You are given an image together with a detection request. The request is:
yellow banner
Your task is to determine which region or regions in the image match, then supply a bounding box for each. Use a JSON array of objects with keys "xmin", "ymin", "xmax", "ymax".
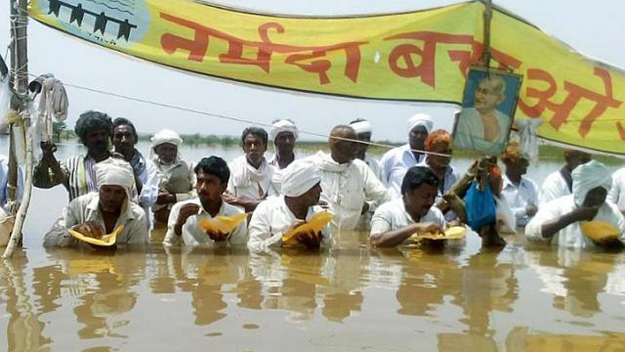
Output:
[{"xmin": 29, "ymin": 0, "xmax": 625, "ymax": 155}]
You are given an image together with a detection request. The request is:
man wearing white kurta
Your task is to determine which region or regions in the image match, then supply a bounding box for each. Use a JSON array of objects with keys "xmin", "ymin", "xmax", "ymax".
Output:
[
  {"xmin": 526, "ymin": 160, "xmax": 625, "ymax": 249},
  {"xmin": 370, "ymin": 166, "xmax": 446, "ymax": 247},
  {"xmin": 608, "ymin": 167, "xmax": 625, "ymax": 215},
  {"xmin": 380, "ymin": 113, "xmax": 433, "ymax": 198},
  {"xmin": 268, "ymin": 119, "xmax": 298, "ymax": 194},
  {"xmin": 164, "ymin": 156, "xmax": 247, "ymax": 246},
  {"xmin": 225, "ymin": 127, "xmax": 277, "ymax": 212},
  {"xmin": 314, "ymin": 126, "xmax": 392, "ymax": 232},
  {"xmin": 248, "ymin": 159, "xmax": 332, "ymax": 252},
  {"xmin": 538, "ymin": 149, "xmax": 591, "ymax": 207},
  {"xmin": 500, "ymin": 142, "xmax": 538, "ymax": 228},
  {"xmin": 43, "ymin": 159, "xmax": 148, "ymax": 247}
]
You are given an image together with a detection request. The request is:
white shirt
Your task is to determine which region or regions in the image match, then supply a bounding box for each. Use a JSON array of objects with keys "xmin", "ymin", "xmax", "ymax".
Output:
[
  {"xmin": 608, "ymin": 167, "xmax": 625, "ymax": 212},
  {"xmin": 539, "ymin": 170, "xmax": 571, "ymax": 207},
  {"xmin": 314, "ymin": 152, "xmax": 392, "ymax": 231},
  {"xmin": 138, "ymin": 159, "xmax": 160, "ymax": 227},
  {"xmin": 364, "ymin": 155, "xmax": 385, "ymax": 185},
  {"xmin": 247, "ymin": 196, "xmax": 332, "ymax": 252},
  {"xmin": 370, "ymin": 198, "xmax": 446, "ymax": 236},
  {"xmin": 380, "ymin": 144, "xmax": 426, "ymax": 198},
  {"xmin": 43, "ymin": 192, "xmax": 148, "ymax": 247},
  {"xmin": 163, "ymin": 198, "xmax": 248, "ymax": 246},
  {"xmin": 227, "ymin": 156, "xmax": 277, "ymax": 202},
  {"xmin": 525, "ymin": 195, "xmax": 625, "ymax": 249},
  {"xmin": 501, "ymin": 174, "xmax": 539, "ymax": 227}
]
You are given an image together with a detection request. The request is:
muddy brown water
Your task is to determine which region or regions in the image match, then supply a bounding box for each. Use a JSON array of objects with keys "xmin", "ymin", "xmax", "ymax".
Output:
[{"xmin": 1, "ymin": 141, "xmax": 624, "ymax": 351}]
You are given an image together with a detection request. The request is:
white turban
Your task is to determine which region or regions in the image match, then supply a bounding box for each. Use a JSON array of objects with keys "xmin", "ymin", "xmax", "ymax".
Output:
[
  {"xmin": 407, "ymin": 113, "xmax": 434, "ymax": 134},
  {"xmin": 349, "ymin": 120, "xmax": 372, "ymax": 134},
  {"xmin": 281, "ymin": 158, "xmax": 321, "ymax": 197},
  {"xmin": 270, "ymin": 119, "xmax": 298, "ymax": 141},
  {"xmin": 572, "ymin": 160, "xmax": 612, "ymax": 206},
  {"xmin": 150, "ymin": 129, "xmax": 182, "ymax": 148},
  {"xmin": 94, "ymin": 158, "xmax": 135, "ymax": 211}
]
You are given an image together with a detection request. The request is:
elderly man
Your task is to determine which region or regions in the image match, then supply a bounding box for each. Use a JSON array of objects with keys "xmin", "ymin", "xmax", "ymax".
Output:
[
  {"xmin": 112, "ymin": 117, "xmax": 159, "ymax": 225},
  {"xmin": 370, "ymin": 166, "xmax": 446, "ymax": 247},
  {"xmin": 454, "ymin": 75, "xmax": 511, "ymax": 155},
  {"xmin": 380, "ymin": 113, "xmax": 433, "ymax": 198},
  {"xmin": 608, "ymin": 167, "xmax": 625, "ymax": 216},
  {"xmin": 224, "ymin": 127, "xmax": 277, "ymax": 212},
  {"xmin": 500, "ymin": 142, "xmax": 538, "ymax": 228},
  {"xmin": 164, "ymin": 156, "xmax": 247, "ymax": 246},
  {"xmin": 349, "ymin": 118, "xmax": 384, "ymax": 183},
  {"xmin": 539, "ymin": 149, "xmax": 591, "ymax": 207},
  {"xmin": 526, "ymin": 160, "xmax": 625, "ymax": 248},
  {"xmin": 314, "ymin": 125, "xmax": 391, "ymax": 232},
  {"xmin": 150, "ymin": 129, "xmax": 195, "ymax": 224},
  {"xmin": 43, "ymin": 159, "xmax": 148, "ymax": 247},
  {"xmin": 248, "ymin": 158, "xmax": 332, "ymax": 252},
  {"xmin": 269, "ymin": 119, "xmax": 298, "ymax": 170},
  {"xmin": 34, "ymin": 111, "xmax": 115, "ymax": 201}
]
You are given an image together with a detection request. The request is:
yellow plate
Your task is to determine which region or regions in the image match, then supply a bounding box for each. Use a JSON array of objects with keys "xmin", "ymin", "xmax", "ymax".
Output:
[
  {"xmin": 198, "ymin": 213, "xmax": 247, "ymax": 234},
  {"xmin": 68, "ymin": 225, "xmax": 124, "ymax": 247},
  {"xmin": 581, "ymin": 220, "xmax": 621, "ymax": 244},
  {"xmin": 406, "ymin": 226, "xmax": 466, "ymax": 243},
  {"xmin": 282, "ymin": 212, "xmax": 333, "ymax": 246}
]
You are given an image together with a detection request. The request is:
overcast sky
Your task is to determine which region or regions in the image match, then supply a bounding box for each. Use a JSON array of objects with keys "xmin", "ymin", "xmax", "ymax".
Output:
[{"xmin": 1, "ymin": 0, "xmax": 623, "ymax": 142}]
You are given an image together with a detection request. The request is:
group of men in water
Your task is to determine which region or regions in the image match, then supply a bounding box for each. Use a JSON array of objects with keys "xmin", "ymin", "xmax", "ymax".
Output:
[{"xmin": 21, "ymin": 109, "xmax": 625, "ymax": 251}]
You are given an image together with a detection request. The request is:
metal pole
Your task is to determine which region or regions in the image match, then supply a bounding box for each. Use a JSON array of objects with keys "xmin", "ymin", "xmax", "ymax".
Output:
[{"xmin": 482, "ymin": 0, "xmax": 493, "ymax": 68}]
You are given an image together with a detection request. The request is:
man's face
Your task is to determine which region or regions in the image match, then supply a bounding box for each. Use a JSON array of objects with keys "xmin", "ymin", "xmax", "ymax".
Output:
[
  {"xmin": 504, "ymin": 157, "xmax": 529, "ymax": 176},
  {"xmin": 243, "ymin": 134, "xmax": 267, "ymax": 166},
  {"xmin": 565, "ymin": 151, "xmax": 591, "ymax": 171},
  {"xmin": 274, "ymin": 131, "xmax": 295, "ymax": 155},
  {"xmin": 409, "ymin": 125, "xmax": 428, "ymax": 151},
  {"xmin": 99, "ymin": 185, "xmax": 126, "ymax": 213},
  {"xmin": 154, "ymin": 143, "xmax": 178, "ymax": 164},
  {"xmin": 474, "ymin": 78, "xmax": 504, "ymax": 113},
  {"xmin": 299, "ymin": 182, "xmax": 322, "ymax": 207},
  {"xmin": 84, "ymin": 129, "xmax": 110, "ymax": 155},
  {"xmin": 112, "ymin": 125, "xmax": 136, "ymax": 156},
  {"xmin": 196, "ymin": 170, "xmax": 225, "ymax": 205},
  {"xmin": 404, "ymin": 183, "xmax": 438, "ymax": 218},
  {"xmin": 583, "ymin": 187, "xmax": 607, "ymax": 208},
  {"xmin": 427, "ymin": 142, "xmax": 452, "ymax": 169},
  {"xmin": 331, "ymin": 136, "xmax": 358, "ymax": 164},
  {"xmin": 354, "ymin": 132, "xmax": 371, "ymax": 160}
]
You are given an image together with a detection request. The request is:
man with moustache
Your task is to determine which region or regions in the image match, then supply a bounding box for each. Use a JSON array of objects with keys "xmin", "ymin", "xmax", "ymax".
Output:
[
  {"xmin": 34, "ymin": 111, "xmax": 116, "ymax": 201},
  {"xmin": 163, "ymin": 156, "xmax": 247, "ymax": 246}
]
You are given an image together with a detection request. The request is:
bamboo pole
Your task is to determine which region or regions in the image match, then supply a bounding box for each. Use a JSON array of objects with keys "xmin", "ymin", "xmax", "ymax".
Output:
[
  {"xmin": 482, "ymin": 0, "xmax": 493, "ymax": 68},
  {"xmin": 4, "ymin": 0, "xmax": 32, "ymax": 258}
]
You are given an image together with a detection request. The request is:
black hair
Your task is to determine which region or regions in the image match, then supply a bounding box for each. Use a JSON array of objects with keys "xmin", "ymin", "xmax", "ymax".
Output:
[
  {"xmin": 241, "ymin": 127, "xmax": 268, "ymax": 146},
  {"xmin": 348, "ymin": 118, "xmax": 367, "ymax": 124},
  {"xmin": 74, "ymin": 111, "xmax": 113, "ymax": 144},
  {"xmin": 400, "ymin": 166, "xmax": 440, "ymax": 196},
  {"xmin": 112, "ymin": 117, "xmax": 138, "ymax": 141},
  {"xmin": 194, "ymin": 156, "xmax": 230, "ymax": 185}
]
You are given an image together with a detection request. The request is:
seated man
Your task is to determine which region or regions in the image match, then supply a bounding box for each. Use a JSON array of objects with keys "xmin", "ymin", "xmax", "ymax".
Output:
[
  {"xmin": 539, "ymin": 149, "xmax": 590, "ymax": 207},
  {"xmin": 163, "ymin": 156, "xmax": 247, "ymax": 246},
  {"xmin": 526, "ymin": 160, "xmax": 625, "ymax": 248},
  {"xmin": 248, "ymin": 159, "xmax": 332, "ymax": 252},
  {"xmin": 224, "ymin": 127, "xmax": 277, "ymax": 212},
  {"xmin": 370, "ymin": 166, "xmax": 446, "ymax": 247},
  {"xmin": 500, "ymin": 142, "xmax": 538, "ymax": 228},
  {"xmin": 43, "ymin": 160, "xmax": 148, "ymax": 247}
]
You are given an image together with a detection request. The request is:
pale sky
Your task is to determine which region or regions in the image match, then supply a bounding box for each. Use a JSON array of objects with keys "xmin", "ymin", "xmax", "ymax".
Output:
[{"xmin": 1, "ymin": 0, "xmax": 624, "ymax": 142}]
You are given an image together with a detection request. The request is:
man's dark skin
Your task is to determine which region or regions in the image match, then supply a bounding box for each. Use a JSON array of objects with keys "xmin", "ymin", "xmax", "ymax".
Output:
[
  {"xmin": 35, "ymin": 129, "xmax": 111, "ymax": 189},
  {"xmin": 409, "ymin": 125, "xmax": 429, "ymax": 161},
  {"xmin": 174, "ymin": 170, "xmax": 229, "ymax": 242},
  {"xmin": 564, "ymin": 150, "xmax": 591, "ymax": 174},
  {"xmin": 540, "ymin": 187, "xmax": 607, "ymax": 239},
  {"xmin": 503, "ymin": 155, "xmax": 537, "ymax": 217},
  {"xmin": 74, "ymin": 184, "xmax": 125, "ymax": 238},
  {"xmin": 354, "ymin": 131, "xmax": 371, "ymax": 161},
  {"xmin": 370, "ymin": 182, "xmax": 443, "ymax": 247},
  {"xmin": 112, "ymin": 124, "xmax": 143, "ymax": 193},
  {"xmin": 283, "ymin": 182, "xmax": 324, "ymax": 249},
  {"xmin": 222, "ymin": 133, "xmax": 268, "ymax": 212},
  {"xmin": 274, "ymin": 131, "xmax": 296, "ymax": 169}
]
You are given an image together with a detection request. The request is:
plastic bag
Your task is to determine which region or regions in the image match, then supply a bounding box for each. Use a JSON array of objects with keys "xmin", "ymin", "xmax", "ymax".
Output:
[{"xmin": 464, "ymin": 180, "xmax": 497, "ymax": 232}]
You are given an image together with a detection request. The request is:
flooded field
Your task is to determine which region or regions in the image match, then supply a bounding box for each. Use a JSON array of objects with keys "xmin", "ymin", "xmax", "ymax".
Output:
[{"xmin": 1, "ymin": 140, "xmax": 625, "ymax": 351}]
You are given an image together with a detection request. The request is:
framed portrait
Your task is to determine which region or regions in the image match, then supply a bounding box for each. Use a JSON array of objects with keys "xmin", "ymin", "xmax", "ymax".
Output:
[{"xmin": 452, "ymin": 67, "xmax": 523, "ymax": 156}]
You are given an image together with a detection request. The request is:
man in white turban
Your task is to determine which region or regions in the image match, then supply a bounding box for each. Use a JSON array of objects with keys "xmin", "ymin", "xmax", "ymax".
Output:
[
  {"xmin": 43, "ymin": 159, "xmax": 148, "ymax": 247},
  {"xmin": 150, "ymin": 129, "xmax": 195, "ymax": 224},
  {"xmin": 526, "ymin": 160, "xmax": 625, "ymax": 249},
  {"xmin": 380, "ymin": 113, "xmax": 434, "ymax": 198},
  {"xmin": 248, "ymin": 158, "xmax": 332, "ymax": 252},
  {"xmin": 268, "ymin": 119, "xmax": 298, "ymax": 194}
]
